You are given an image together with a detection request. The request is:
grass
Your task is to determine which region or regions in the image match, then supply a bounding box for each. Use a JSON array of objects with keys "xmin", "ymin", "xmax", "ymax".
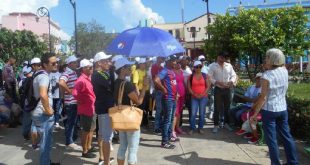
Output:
[{"xmin": 288, "ymin": 83, "xmax": 310, "ymax": 100}]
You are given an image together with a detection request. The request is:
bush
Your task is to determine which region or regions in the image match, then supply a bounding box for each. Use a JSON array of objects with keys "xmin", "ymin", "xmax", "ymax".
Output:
[{"xmin": 287, "ymin": 83, "xmax": 310, "ymax": 142}]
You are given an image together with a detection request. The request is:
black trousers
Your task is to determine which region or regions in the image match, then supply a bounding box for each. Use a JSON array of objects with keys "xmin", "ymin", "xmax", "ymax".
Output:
[{"xmin": 214, "ymin": 87, "xmax": 232, "ymax": 126}]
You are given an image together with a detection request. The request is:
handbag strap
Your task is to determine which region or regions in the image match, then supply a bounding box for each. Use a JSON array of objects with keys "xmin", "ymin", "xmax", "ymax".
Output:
[{"xmin": 117, "ymin": 81, "xmax": 126, "ymax": 105}]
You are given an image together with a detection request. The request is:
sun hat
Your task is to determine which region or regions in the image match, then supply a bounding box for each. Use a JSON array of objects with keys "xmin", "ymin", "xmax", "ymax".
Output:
[
  {"xmin": 22, "ymin": 66, "xmax": 32, "ymax": 75},
  {"xmin": 115, "ymin": 58, "xmax": 135, "ymax": 70},
  {"xmin": 193, "ymin": 60, "xmax": 202, "ymax": 67},
  {"xmin": 94, "ymin": 52, "xmax": 112, "ymax": 63},
  {"xmin": 65, "ymin": 55, "xmax": 78, "ymax": 64},
  {"xmin": 198, "ymin": 55, "xmax": 205, "ymax": 61},
  {"xmin": 111, "ymin": 55, "xmax": 123, "ymax": 62}
]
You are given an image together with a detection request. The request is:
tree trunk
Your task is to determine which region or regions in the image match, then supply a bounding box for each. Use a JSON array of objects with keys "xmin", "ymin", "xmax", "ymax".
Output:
[{"xmin": 306, "ymin": 54, "xmax": 310, "ymax": 73}]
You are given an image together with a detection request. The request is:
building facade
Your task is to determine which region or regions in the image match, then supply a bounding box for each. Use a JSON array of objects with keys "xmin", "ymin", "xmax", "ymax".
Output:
[{"xmin": 1, "ymin": 12, "xmax": 70, "ymax": 54}]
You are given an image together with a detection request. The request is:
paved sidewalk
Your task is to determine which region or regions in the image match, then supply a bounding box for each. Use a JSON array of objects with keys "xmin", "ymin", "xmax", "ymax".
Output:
[{"xmin": 0, "ymin": 119, "xmax": 309, "ymax": 165}]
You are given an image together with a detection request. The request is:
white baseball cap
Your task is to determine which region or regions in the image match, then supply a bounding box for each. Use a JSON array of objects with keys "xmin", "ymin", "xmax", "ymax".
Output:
[
  {"xmin": 22, "ymin": 66, "xmax": 32, "ymax": 75},
  {"xmin": 94, "ymin": 51, "xmax": 112, "ymax": 63},
  {"xmin": 255, "ymin": 72, "xmax": 263, "ymax": 78},
  {"xmin": 193, "ymin": 60, "xmax": 202, "ymax": 67},
  {"xmin": 137, "ymin": 58, "xmax": 146, "ymax": 64},
  {"xmin": 115, "ymin": 58, "xmax": 135, "ymax": 70},
  {"xmin": 79, "ymin": 59, "xmax": 93, "ymax": 69},
  {"xmin": 66, "ymin": 55, "xmax": 78, "ymax": 64},
  {"xmin": 198, "ymin": 55, "xmax": 205, "ymax": 61},
  {"xmin": 111, "ymin": 55, "xmax": 123, "ymax": 62},
  {"xmin": 23, "ymin": 61, "xmax": 29, "ymax": 65},
  {"xmin": 30, "ymin": 57, "xmax": 41, "ymax": 65}
]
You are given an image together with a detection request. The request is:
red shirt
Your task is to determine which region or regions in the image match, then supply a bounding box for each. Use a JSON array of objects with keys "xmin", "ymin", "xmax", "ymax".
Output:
[
  {"xmin": 189, "ymin": 74, "xmax": 208, "ymax": 98},
  {"xmin": 151, "ymin": 63, "xmax": 163, "ymax": 80},
  {"xmin": 72, "ymin": 73, "xmax": 96, "ymax": 117}
]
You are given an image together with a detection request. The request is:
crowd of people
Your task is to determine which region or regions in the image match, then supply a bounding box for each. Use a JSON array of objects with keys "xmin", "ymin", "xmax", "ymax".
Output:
[{"xmin": 0, "ymin": 48, "xmax": 298, "ymax": 165}]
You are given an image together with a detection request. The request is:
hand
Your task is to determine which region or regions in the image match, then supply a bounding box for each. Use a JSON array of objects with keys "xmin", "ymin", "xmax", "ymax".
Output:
[
  {"xmin": 227, "ymin": 81, "xmax": 234, "ymax": 88},
  {"xmin": 45, "ymin": 108, "xmax": 54, "ymax": 116},
  {"xmin": 163, "ymin": 88, "xmax": 168, "ymax": 94},
  {"xmin": 250, "ymin": 114, "xmax": 257, "ymax": 123}
]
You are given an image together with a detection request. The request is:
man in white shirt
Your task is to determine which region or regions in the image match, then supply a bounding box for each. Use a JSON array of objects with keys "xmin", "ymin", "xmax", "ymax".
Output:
[{"xmin": 208, "ymin": 52, "xmax": 237, "ymax": 133}]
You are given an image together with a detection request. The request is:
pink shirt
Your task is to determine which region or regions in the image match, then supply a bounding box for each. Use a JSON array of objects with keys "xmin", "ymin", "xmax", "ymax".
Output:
[
  {"xmin": 72, "ymin": 73, "xmax": 96, "ymax": 117},
  {"xmin": 174, "ymin": 70, "xmax": 185, "ymax": 97},
  {"xmin": 189, "ymin": 74, "xmax": 208, "ymax": 98}
]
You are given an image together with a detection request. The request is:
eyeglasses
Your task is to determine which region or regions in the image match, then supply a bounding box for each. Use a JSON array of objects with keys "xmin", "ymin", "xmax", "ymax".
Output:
[{"xmin": 195, "ymin": 65, "xmax": 202, "ymax": 69}]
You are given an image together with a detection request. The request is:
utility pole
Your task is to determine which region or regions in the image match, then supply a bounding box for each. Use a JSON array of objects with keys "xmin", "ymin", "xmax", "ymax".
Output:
[{"xmin": 69, "ymin": 0, "xmax": 78, "ymax": 56}]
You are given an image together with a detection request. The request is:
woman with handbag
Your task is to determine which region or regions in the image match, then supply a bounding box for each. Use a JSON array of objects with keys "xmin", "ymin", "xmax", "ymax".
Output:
[{"xmin": 113, "ymin": 58, "xmax": 149, "ymax": 165}]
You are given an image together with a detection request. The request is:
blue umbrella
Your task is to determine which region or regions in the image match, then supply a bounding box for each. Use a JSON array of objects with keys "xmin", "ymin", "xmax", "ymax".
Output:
[{"xmin": 107, "ymin": 27, "xmax": 185, "ymax": 57}]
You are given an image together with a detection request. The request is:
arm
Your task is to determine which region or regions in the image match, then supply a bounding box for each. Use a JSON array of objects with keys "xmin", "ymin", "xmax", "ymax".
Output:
[
  {"xmin": 39, "ymin": 86, "xmax": 53, "ymax": 115},
  {"xmin": 128, "ymin": 77, "xmax": 149, "ymax": 105},
  {"xmin": 250, "ymin": 79, "xmax": 269, "ymax": 121},
  {"xmin": 229, "ymin": 65, "xmax": 237, "ymax": 87},
  {"xmin": 154, "ymin": 76, "xmax": 167, "ymax": 94},
  {"xmin": 203, "ymin": 75, "xmax": 211, "ymax": 95},
  {"xmin": 59, "ymin": 79, "xmax": 71, "ymax": 94}
]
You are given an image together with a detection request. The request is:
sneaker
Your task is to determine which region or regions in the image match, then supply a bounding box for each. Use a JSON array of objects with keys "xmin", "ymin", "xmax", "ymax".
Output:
[
  {"xmin": 224, "ymin": 123, "xmax": 233, "ymax": 132},
  {"xmin": 188, "ymin": 129, "xmax": 194, "ymax": 135},
  {"xmin": 66, "ymin": 143, "xmax": 82, "ymax": 150},
  {"xmin": 198, "ymin": 129, "xmax": 204, "ymax": 135},
  {"xmin": 161, "ymin": 142, "xmax": 176, "ymax": 149},
  {"xmin": 54, "ymin": 123, "xmax": 60, "ymax": 129},
  {"xmin": 172, "ymin": 132, "xmax": 177, "ymax": 138},
  {"xmin": 82, "ymin": 152, "xmax": 96, "ymax": 158},
  {"xmin": 235, "ymin": 129, "xmax": 246, "ymax": 136},
  {"xmin": 248, "ymin": 137, "xmax": 259, "ymax": 144},
  {"xmin": 98, "ymin": 157, "xmax": 115, "ymax": 165},
  {"xmin": 212, "ymin": 126, "xmax": 219, "ymax": 133},
  {"xmin": 243, "ymin": 134, "xmax": 253, "ymax": 139},
  {"xmin": 32, "ymin": 144, "xmax": 39, "ymax": 150},
  {"xmin": 170, "ymin": 137, "xmax": 180, "ymax": 142},
  {"xmin": 59, "ymin": 115, "xmax": 67, "ymax": 122},
  {"xmin": 209, "ymin": 112, "xmax": 214, "ymax": 119},
  {"xmin": 154, "ymin": 129, "xmax": 162, "ymax": 135},
  {"xmin": 88, "ymin": 146, "xmax": 99, "ymax": 153},
  {"xmin": 23, "ymin": 135, "xmax": 30, "ymax": 141}
]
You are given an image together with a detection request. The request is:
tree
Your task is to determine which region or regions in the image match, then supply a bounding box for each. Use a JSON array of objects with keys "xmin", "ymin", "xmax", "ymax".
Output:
[
  {"xmin": 0, "ymin": 28, "xmax": 47, "ymax": 65},
  {"xmin": 69, "ymin": 19, "xmax": 116, "ymax": 59},
  {"xmin": 204, "ymin": 6, "xmax": 309, "ymax": 79}
]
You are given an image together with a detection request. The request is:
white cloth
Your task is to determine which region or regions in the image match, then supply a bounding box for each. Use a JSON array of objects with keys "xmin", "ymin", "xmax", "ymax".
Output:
[
  {"xmin": 182, "ymin": 66, "xmax": 192, "ymax": 86},
  {"xmin": 262, "ymin": 67, "xmax": 288, "ymax": 112},
  {"xmin": 49, "ymin": 72, "xmax": 61, "ymax": 99},
  {"xmin": 201, "ymin": 65, "xmax": 209, "ymax": 74},
  {"xmin": 208, "ymin": 62, "xmax": 237, "ymax": 87}
]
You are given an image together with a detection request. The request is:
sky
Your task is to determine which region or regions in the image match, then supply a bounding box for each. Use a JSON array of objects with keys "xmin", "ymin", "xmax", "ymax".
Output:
[{"xmin": 0, "ymin": 0, "xmax": 301, "ymax": 39}]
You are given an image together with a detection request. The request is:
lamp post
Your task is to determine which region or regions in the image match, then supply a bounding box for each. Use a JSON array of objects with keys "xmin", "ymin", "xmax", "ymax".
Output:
[
  {"xmin": 187, "ymin": 27, "xmax": 201, "ymax": 57},
  {"xmin": 202, "ymin": 0, "xmax": 210, "ymax": 40},
  {"xmin": 69, "ymin": 0, "xmax": 78, "ymax": 55},
  {"xmin": 37, "ymin": 7, "xmax": 51, "ymax": 53}
]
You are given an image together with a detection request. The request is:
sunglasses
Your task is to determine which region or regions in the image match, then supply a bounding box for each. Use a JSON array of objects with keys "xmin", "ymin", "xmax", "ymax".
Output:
[{"xmin": 195, "ymin": 65, "xmax": 202, "ymax": 69}]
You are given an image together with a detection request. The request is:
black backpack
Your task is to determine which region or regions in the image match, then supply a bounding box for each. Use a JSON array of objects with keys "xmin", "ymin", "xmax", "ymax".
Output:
[{"xmin": 22, "ymin": 71, "xmax": 47, "ymax": 112}]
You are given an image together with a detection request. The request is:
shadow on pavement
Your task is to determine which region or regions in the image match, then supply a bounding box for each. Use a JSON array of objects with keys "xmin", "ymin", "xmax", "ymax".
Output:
[{"xmin": 164, "ymin": 151, "xmax": 258, "ymax": 165}]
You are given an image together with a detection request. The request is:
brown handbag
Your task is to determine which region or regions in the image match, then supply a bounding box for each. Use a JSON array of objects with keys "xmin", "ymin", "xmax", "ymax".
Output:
[{"xmin": 108, "ymin": 81, "xmax": 143, "ymax": 131}]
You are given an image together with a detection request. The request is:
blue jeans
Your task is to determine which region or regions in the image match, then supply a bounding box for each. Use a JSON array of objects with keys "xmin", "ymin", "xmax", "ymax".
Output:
[
  {"xmin": 32, "ymin": 114, "xmax": 55, "ymax": 165},
  {"xmin": 64, "ymin": 104, "xmax": 78, "ymax": 145},
  {"xmin": 22, "ymin": 111, "xmax": 32, "ymax": 137},
  {"xmin": 154, "ymin": 90, "xmax": 163, "ymax": 130},
  {"xmin": 117, "ymin": 130, "xmax": 140, "ymax": 164},
  {"xmin": 190, "ymin": 97, "xmax": 208, "ymax": 130},
  {"xmin": 162, "ymin": 100, "xmax": 176, "ymax": 143},
  {"xmin": 0, "ymin": 113, "xmax": 9, "ymax": 125},
  {"xmin": 262, "ymin": 110, "xmax": 298, "ymax": 165},
  {"xmin": 53, "ymin": 99, "xmax": 62, "ymax": 124},
  {"xmin": 229, "ymin": 104, "xmax": 249, "ymax": 125}
]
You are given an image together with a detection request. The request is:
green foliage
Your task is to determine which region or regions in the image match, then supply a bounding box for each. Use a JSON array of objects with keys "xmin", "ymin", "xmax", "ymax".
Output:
[
  {"xmin": 236, "ymin": 79, "xmax": 252, "ymax": 90},
  {"xmin": 204, "ymin": 6, "xmax": 309, "ymax": 79},
  {"xmin": 288, "ymin": 83, "xmax": 310, "ymax": 100},
  {"xmin": 69, "ymin": 19, "xmax": 116, "ymax": 59},
  {"xmin": 0, "ymin": 28, "xmax": 47, "ymax": 65}
]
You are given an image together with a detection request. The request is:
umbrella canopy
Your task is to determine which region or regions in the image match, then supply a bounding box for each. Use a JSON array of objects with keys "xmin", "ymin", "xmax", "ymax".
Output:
[{"xmin": 107, "ymin": 27, "xmax": 185, "ymax": 57}]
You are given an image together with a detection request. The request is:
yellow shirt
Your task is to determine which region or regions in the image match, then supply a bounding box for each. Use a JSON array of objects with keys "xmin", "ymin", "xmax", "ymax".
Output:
[{"xmin": 132, "ymin": 69, "xmax": 147, "ymax": 90}]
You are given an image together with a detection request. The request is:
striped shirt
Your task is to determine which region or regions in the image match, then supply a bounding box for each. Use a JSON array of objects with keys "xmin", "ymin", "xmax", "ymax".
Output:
[
  {"xmin": 262, "ymin": 67, "xmax": 288, "ymax": 112},
  {"xmin": 60, "ymin": 67, "xmax": 77, "ymax": 105}
]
